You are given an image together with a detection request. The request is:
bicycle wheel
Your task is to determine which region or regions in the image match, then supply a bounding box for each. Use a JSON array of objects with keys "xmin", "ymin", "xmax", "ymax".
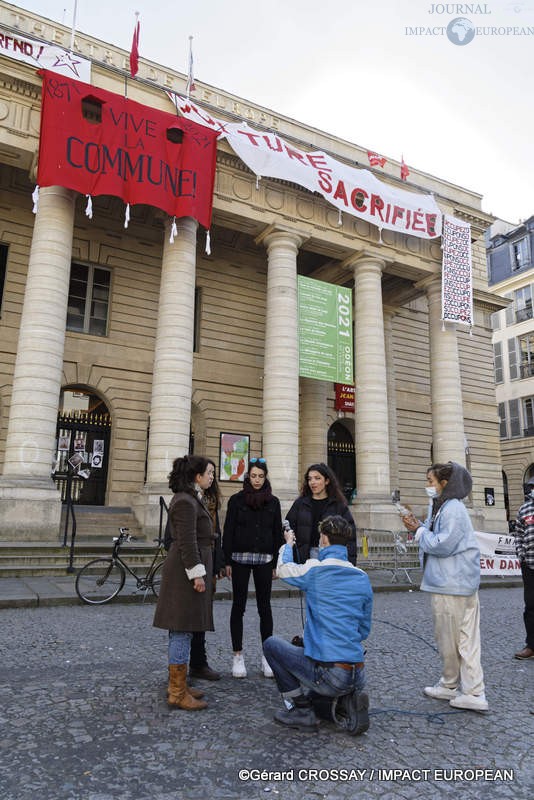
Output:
[
  {"xmin": 75, "ymin": 558, "xmax": 126, "ymax": 604},
  {"xmin": 149, "ymin": 560, "xmax": 165, "ymax": 598}
]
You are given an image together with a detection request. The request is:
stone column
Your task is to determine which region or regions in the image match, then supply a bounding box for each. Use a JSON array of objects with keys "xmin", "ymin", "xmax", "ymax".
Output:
[
  {"xmin": 300, "ymin": 377, "xmax": 328, "ymax": 474},
  {"xmin": 350, "ymin": 254, "xmax": 391, "ymax": 503},
  {"xmin": 146, "ymin": 216, "xmax": 198, "ymax": 476},
  {"xmin": 257, "ymin": 228, "xmax": 305, "ymax": 508},
  {"xmin": 0, "ymin": 186, "xmax": 75, "ymax": 540},
  {"xmin": 426, "ymin": 277, "xmax": 466, "ymax": 465},
  {"xmin": 383, "ymin": 307, "xmax": 400, "ymax": 494}
]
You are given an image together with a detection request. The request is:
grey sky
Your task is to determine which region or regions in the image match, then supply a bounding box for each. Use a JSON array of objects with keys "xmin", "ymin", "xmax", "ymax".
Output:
[{"xmin": 10, "ymin": 0, "xmax": 534, "ymax": 224}]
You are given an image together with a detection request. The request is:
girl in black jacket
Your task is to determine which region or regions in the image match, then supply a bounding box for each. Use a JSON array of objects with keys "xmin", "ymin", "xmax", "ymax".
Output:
[
  {"xmin": 286, "ymin": 462, "xmax": 357, "ymax": 564},
  {"xmin": 223, "ymin": 459, "xmax": 283, "ymax": 678}
]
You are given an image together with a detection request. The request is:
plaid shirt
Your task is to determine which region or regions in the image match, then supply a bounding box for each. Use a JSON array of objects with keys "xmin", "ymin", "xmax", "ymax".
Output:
[
  {"xmin": 515, "ymin": 497, "xmax": 534, "ymax": 568},
  {"xmin": 231, "ymin": 552, "xmax": 272, "ymax": 566}
]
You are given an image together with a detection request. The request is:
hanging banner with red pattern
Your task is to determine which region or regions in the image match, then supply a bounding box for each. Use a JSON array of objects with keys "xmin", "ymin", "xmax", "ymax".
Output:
[
  {"xmin": 441, "ymin": 214, "xmax": 473, "ymax": 327},
  {"xmin": 37, "ymin": 71, "xmax": 218, "ymax": 228}
]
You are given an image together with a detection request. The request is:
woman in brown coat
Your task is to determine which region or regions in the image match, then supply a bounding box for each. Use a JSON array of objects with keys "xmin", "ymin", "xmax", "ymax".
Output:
[{"xmin": 153, "ymin": 455, "xmax": 216, "ymax": 710}]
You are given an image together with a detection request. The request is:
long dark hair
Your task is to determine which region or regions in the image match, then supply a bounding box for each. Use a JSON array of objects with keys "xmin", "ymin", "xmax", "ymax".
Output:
[
  {"xmin": 243, "ymin": 460, "xmax": 273, "ymax": 509},
  {"xmin": 300, "ymin": 462, "xmax": 346, "ymax": 504},
  {"xmin": 204, "ymin": 459, "xmax": 221, "ymax": 511},
  {"xmin": 168, "ymin": 454, "xmax": 209, "ymax": 495}
]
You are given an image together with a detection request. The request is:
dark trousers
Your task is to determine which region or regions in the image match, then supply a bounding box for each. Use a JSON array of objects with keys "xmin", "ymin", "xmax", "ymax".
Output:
[
  {"xmin": 230, "ymin": 560, "xmax": 273, "ymax": 652},
  {"xmin": 522, "ymin": 562, "xmax": 534, "ymax": 648},
  {"xmin": 189, "ymin": 631, "xmax": 207, "ymax": 669}
]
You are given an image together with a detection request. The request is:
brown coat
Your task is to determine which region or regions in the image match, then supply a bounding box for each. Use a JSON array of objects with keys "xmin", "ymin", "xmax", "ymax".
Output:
[{"xmin": 153, "ymin": 491, "xmax": 216, "ymax": 632}]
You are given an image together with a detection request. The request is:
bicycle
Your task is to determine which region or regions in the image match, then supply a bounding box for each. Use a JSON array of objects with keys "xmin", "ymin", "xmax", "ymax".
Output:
[{"xmin": 75, "ymin": 527, "xmax": 166, "ymax": 605}]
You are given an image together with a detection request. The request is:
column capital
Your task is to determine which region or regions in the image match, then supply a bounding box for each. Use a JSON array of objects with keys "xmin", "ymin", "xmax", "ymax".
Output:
[
  {"xmin": 415, "ymin": 273, "xmax": 441, "ymax": 296},
  {"xmin": 255, "ymin": 224, "xmax": 310, "ymax": 251},
  {"xmin": 383, "ymin": 305, "xmax": 399, "ymax": 321},
  {"xmin": 341, "ymin": 250, "xmax": 388, "ymax": 272}
]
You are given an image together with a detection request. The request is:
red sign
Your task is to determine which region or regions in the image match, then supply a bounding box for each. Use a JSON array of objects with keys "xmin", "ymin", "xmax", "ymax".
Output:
[
  {"xmin": 335, "ymin": 384, "xmax": 355, "ymax": 411},
  {"xmin": 37, "ymin": 71, "xmax": 218, "ymax": 228}
]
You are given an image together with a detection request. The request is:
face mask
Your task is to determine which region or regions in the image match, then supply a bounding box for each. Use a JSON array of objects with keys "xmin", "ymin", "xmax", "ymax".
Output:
[{"xmin": 425, "ymin": 486, "xmax": 438, "ymax": 498}]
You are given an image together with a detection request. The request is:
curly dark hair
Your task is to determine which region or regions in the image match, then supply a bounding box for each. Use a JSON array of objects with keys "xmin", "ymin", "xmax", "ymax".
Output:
[
  {"xmin": 300, "ymin": 462, "xmax": 346, "ymax": 504},
  {"xmin": 168, "ymin": 455, "xmax": 210, "ymax": 494}
]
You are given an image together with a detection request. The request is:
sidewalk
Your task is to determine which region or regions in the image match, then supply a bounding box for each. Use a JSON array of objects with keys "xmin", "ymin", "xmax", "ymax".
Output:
[{"xmin": 0, "ymin": 569, "xmax": 522, "ymax": 609}]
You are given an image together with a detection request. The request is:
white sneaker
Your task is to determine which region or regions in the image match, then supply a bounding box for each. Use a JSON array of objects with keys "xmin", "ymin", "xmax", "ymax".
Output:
[
  {"xmin": 424, "ymin": 683, "xmax": 458, "ymax": 700},
  {"xmin": 450, "ymin": 693, "xmax": 489, "ymax": 712},
  {"xmin": 261, "ymin": 654, "xmax": 274, "ymax": 678},
  {"xmin": 232, "ymin": 653, "xmax": 247, "ymax": 678}
]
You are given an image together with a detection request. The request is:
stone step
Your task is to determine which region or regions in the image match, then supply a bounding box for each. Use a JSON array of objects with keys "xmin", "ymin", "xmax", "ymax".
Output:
[
  {"xmin": 0, "ymin": 541, "xmax": 164, "ymax": 577},
  {"xmin": 59, "ymin": 505, "xmax": 146, "ymax": 540},
  {"xmin": 0, "ymin": 561, "xmax": 163, "ymax": 578}
]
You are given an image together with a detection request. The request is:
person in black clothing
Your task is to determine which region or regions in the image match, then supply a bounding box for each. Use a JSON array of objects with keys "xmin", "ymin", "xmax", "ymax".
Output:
[
  {"xmin": 223, "ymin": 458, "xmax": 283, "ymax": 679},
  {"xmin": 189, "ymin": 459, "xmax": 226, "ymax": 681},
  {"xmin": 286, "ymin": 462, "xmax": 357, "ymax": 564}
]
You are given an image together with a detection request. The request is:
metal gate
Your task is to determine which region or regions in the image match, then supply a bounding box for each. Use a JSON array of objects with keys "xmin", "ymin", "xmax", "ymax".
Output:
[
  {"xmin": 53, "ymin": 409, "xmax": 111, "ymax": 504},
  {"xmin": 328, "ymin": 421, "xmax": 356, "ymax": 502}
]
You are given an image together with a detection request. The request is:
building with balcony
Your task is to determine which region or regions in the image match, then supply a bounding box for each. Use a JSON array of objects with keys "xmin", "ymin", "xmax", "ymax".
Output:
[{"xmin": 488, "ymin": 216, "xmax": 534, "ymax": 519}]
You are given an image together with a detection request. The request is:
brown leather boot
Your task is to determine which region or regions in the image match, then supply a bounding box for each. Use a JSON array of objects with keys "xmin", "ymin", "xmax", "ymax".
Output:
[
  {"xmin": 168, "ymin": 664, "xmax": 207, "ymax": 710},
  {"xmin": 166, "ymin": 678, "xmax": 204, "ymax": 700}
]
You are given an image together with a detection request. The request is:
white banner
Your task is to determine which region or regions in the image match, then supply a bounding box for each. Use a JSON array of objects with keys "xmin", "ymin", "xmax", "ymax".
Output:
[
  {"xmin": 171, "ymin": 96, "xmax": 442, "ymax": 241},
  {"xmin": 475, "ymin": 531, "xmax": 521, "ymax": 576},
  {"xmin": 0, "ymin": 29, "xmax": 91, "ymax": 82},
  {"xmin": 442, "ymin": 214, "xmax": 473, "ymax": 327}
]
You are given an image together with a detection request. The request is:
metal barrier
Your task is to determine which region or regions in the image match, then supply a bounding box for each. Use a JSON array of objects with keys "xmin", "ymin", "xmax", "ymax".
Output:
[{"xmin": 356, "ymin": 528, "xmax": 420, "ymax": 584}]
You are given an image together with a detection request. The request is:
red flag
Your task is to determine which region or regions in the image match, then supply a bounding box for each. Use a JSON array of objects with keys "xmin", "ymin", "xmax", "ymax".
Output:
[
  {"xmin": 129, "ymin": 15, "xmax": 140, "ymax": 78},
  {"xmin": 401, "ymin": 156, "xmax": 410, "ymax": 182},
  {"xmin": 367, "ymin": 150, "xmax": 386, "ymax": 168}
]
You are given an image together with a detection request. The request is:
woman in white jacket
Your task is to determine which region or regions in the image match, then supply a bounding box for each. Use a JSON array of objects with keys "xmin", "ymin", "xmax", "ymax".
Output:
[{"xmin": 402, "ymin": 462, "xmax": 488, "ymax": 713}]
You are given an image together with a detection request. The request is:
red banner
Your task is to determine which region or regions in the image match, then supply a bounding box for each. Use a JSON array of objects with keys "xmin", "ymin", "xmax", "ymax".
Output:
[
  {"xmin": 37, "ymin": 71, "xmax": 218, "ymax": 228},
  {"xmin": 335, "ymin": 384, "xmax": 355, "ymax": 411}
]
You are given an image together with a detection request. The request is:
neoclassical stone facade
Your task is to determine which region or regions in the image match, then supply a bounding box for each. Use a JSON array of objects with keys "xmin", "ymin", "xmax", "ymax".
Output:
[{"xmin": 0, "ymin": 1, "xmax": 508, "ymax": 539}]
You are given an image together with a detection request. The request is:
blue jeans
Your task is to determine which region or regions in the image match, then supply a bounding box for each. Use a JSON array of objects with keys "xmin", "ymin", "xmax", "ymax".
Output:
[
  {"xmin": 168, "ymin": 631, "xmax": 193, "ymax": 665},
  {"xmin": 263, "ymin": 636, "xmax": 365, "ymax": 699}
]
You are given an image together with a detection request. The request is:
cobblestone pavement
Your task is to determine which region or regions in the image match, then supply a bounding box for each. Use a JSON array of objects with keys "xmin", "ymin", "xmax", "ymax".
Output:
[{"xmin": 0, "ymin": 587, "xmax": 532, "ymax": 800}]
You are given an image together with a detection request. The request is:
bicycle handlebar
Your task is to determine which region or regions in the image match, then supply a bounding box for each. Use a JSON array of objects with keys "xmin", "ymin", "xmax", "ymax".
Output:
[{"xmin": 112, "ymin": 528, "xmax": 137, "ymax": 544}]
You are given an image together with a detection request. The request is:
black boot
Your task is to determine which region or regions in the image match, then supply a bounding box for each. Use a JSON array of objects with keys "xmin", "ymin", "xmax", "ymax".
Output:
[
  {"xmin": 189, "ymin": 632, "xmax": 221, "ymax": 681},
  {"xmin": 274, "ymin": 695, "xmax": 319, "ymax": 732},
  {"xmin": 333, "ymin": 691, "xmax": 370, "ymax": 735}
]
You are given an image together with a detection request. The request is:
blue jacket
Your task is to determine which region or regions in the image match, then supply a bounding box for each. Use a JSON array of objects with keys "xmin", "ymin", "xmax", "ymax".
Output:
[
  {"xmin": 276, "ymin": 543, "xmax": 373, "ymax": 663},
  {"xmin": 418, "ymin": 498, "xmax": 480, "ymax": 596}
]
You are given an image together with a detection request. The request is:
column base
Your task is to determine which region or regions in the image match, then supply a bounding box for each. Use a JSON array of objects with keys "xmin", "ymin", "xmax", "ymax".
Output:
[
  {"xmin": 0, "ymin": 477, "xmax": 62, "ymax": 541},
  {"xmin": 132, "ymin": 484, "xmax": 173, "ymax": 539},
  {"xmin": 351, "ymin": 497, "xmax": 406, "ymax": 533},
  {"xmin": 469, "ymin": 506, "xmax": 508, "ymax": 534}
]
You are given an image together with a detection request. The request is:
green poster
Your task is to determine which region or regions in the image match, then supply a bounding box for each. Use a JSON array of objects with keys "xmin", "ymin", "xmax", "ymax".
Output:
[{"xmin": 298, "ymin": 276, "xmax": 353, "ymax": 383}]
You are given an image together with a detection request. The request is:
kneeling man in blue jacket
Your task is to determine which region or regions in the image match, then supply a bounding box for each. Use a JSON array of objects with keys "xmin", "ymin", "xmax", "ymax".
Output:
[{"xmin": 263, "ymin": 515, "xmax": 373, "ymax": 733}]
